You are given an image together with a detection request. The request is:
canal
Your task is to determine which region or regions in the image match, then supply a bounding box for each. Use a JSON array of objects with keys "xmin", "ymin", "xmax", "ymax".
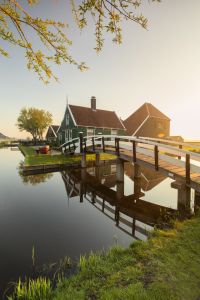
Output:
[{"xmin": 0, "ymin": 147, "xmax": 197, "ymax": 298}]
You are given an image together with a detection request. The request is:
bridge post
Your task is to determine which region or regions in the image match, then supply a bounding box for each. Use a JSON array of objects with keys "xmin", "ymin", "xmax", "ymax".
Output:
[
  {"xmin": 134, "ymin": 178, "xmax": 142, "ymax": 199},
  {"xmin": 102, "ymin": 136, "xmax": 105, "ymax": 152},
  {"xmin": 195, "ymin": 191, "xmax": 200, "ymax": 213},
  {"xmin": 178, "ymin": 185, "xmax": 191, "ymax": 208},
  {"xmin": 95, "ymin": 166, "xmax": 100, "ymax": 179},
  {"xmin": 115, "ymin": 138, "xmax": 120, "ymax": 156},
  {"xmin": 116, "ymin": 182, "xmax": 124, "ymax": 202},
  {"xmin": 134, "ymin": 164, "xmax": 141, "ymax": 178},
  {"xmin": 79, "ymin": 132, "xmax": 83, "ymax": 153},
  {"xmin": 178, "ymin": 145, "xmax": 182, "ymax": 160},
  {"xmin": 116, "ymin": 159, "xmax": 124, "ymax": 182},
  {"xmin": 154, "ymin": 145, "xmax": 159, "ymax": 171},
  {"xmin": 186, "ymin": 154, "xmax": 190, "ymax": 184},
  {"xmin": 95, "ymin": 153, "xmax": 101, "ymax": 166},
  {"xmin": 132, "ymin": 141, "xmax": 136, "ymax": 162},
  {"xmin": 81, "ymin": 153, "xmax": 87, "ymax": 168},
  {"xmin": 132, "ymin": 219, "xmax": 136, "ymax": 236}
]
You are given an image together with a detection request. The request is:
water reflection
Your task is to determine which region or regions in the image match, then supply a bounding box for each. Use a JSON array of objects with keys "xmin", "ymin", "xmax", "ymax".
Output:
[
  {"xmin": 18, "ymin": 161, "xmax": 53, "ymax": 186},
  {"xmin": 1, "ymin": 148, "xmax": 199, "ymax": 299},
  {"xmin": 60, "ymin": 162, "xmax": 196, "ymax": 242}
]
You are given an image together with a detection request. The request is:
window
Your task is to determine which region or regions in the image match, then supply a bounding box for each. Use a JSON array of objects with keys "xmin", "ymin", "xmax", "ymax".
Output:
[
  {"xmin": 69, "ymin": 130, "xmax": 72, "ymax": 140},
  {"xmin": 87, "ymin": 129, "xmax": 95, "ymax": 136},
  {"xmin": 66, "ymin": 114, "xmax": 69, "ymax": 125},
  {"xmin": 157, "ymin": 121, "xmax": 163, "ymax": 129},
  {"xmin": 111, "ymin": 130, "xmax": 117, "ymax": 135},
  {"xmin": 65, "ymin": 130, "xmax": 68, "ymax": 141}
]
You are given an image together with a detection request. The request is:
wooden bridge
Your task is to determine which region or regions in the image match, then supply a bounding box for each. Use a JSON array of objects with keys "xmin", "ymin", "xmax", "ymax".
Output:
[{"xmin": 61, "ymin": 134, "xmax": 200, "ymax": 193}]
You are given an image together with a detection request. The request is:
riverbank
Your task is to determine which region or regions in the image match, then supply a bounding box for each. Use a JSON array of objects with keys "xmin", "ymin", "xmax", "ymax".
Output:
[
  {"xmin": 10, "ymin": 212, "xmax": 200, "ymax": 300},
  {"xmin": 19, "ymin": 145, "xmax": 117, "ymax": 167}
]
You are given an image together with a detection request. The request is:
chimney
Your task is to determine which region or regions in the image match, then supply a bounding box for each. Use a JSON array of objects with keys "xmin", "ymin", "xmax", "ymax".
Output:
[{"xmin": 91, "ymin": 96, "xmax": 96, "ymax": 110}]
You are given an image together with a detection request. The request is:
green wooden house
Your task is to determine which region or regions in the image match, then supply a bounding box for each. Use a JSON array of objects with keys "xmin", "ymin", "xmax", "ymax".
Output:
[{"xmin": 57, "ymin": 96, "xmax": 126, "ymax": 145}]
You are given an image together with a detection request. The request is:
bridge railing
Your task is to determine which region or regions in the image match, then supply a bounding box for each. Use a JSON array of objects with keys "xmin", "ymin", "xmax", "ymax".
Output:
[
  {"xmin": 60, "ymin": 137, "xmax": 79, "ymax": 153},
  {"xmin": 60, "ymin": 133, "xmax": 200, "ymax": 183},
  {"xmin": 81, "ymin": 134, "xmax": 200, "ymax": 182},
  {"xmin": 138, "ymin": 136, "xmax": 200, "ymax": 151}
]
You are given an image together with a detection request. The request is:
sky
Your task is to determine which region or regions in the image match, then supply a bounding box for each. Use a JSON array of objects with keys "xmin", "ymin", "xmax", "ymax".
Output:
[{"xmin": 1, "ymin": 0, "xmax": 200, "ymax": 140}]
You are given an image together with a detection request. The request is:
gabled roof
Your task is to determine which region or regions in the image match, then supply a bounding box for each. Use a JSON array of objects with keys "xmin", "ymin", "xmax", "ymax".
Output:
[
  {"xmin": 69, "ymin": 104, "xmax": 125, "ymax": 130},
  {"xmin": 46, "ymin": 125, "xmax": 59, "ymax": 138},
  {"xmin": 123, "ymin": 103, "xmax": 170, "ymax": 136},
  {"xmin": 51, "ymin": 125, "xmax": 59, "ymax": 134}
]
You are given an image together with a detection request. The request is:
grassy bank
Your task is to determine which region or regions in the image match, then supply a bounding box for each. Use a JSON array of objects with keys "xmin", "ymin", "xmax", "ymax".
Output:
[
  {"xmin": 19, "ymin": 145, "xmax": 116, "ymax": 166},
  {"xmin": 0, "ymin": 143, "xmax": 4, "ymax": 149},
  {"xmin": 10, "ymin": 213, "xmax": 200, "ymax": 300}
]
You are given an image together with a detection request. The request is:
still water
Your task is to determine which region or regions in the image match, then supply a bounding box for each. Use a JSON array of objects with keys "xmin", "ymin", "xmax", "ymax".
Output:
[{"xmin": 0, "ymin": 147, "xmax": 197, "ymax": 298}]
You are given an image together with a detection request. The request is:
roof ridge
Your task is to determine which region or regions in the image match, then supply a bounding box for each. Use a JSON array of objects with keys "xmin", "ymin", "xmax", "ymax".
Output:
[
  {"xmin": 145, "ymin": 102, "xmax": 150, "ymax": 116},
  {"xmin": 124, "ymin": 103, "xmax": 147, "ymax": 122}
]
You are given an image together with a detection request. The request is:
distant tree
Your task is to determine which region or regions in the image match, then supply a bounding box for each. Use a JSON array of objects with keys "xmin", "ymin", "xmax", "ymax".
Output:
[
  {"xmin": 18, "ymin": 161, "xmax": 53, "ymax": 185},
  {"xmin": 16, "ymin": 107, "xmax": 53, "ymax": 140},
  {"xmin": 0, "ymin": 0, "xmax": 161, "ymax": 83}
]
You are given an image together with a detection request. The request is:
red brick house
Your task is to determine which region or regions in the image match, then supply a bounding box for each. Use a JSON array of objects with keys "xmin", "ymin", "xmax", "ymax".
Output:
[{"xmin": 123, "ymin": 103, "xmax": 171, "ymax": 139}]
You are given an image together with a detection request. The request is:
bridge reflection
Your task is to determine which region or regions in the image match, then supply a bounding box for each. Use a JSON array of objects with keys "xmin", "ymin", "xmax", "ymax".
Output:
[{"xmin": 60, "ymin": 163, "xmax": 198, "ymax": 242}]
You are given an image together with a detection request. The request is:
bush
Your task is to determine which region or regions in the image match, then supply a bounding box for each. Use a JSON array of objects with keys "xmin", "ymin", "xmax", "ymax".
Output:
[{"xmin": 51, "ymin": 146, "xmax": 61, "ymax": 152}]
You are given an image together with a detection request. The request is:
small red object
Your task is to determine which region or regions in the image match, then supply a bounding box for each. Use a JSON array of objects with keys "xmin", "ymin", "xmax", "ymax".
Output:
[{"xmin": 39, "ymin": 146, "xmax": 49, "ymax": 154}]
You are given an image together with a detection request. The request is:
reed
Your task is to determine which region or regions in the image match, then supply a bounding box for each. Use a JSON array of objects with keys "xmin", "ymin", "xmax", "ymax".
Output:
[{"xmin": 8, "ymin": 277, "xmax": 52, "ymax": 300}]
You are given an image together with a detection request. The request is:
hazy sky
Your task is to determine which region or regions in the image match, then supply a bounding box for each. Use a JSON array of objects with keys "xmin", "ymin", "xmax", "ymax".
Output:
[{"xmin": 1, "ymin": 0, "xmax": 200, "ymax": 140}]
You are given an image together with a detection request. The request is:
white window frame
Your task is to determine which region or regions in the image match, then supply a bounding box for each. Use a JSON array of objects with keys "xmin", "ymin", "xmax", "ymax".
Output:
[
  {"xmin": 65, "ymin": 130, "xmax": 68, "ymax": 142},
  {"xmin": 87, "ymin": 129, "xmax": 95, "ymax": 137},
  {"xmin": 69, "ymin": 129, "xmax": 72, "ymax": 140},
  {"xmin": 66, "ymin": 114, "xmax": 69, "ymax": 125},
  {"xmin": 111, "ymin": 129, "xmax": 117, "ymax": 135}
]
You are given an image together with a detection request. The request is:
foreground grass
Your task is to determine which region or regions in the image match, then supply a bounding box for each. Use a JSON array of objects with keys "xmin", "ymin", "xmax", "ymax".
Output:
[
  {"xmin": 19, "ymin": 145, "xmax": 116, "ymax": 166},
  {"xmin": 10, "ymin": 214, "xmax": 200, "ymax": 300}
]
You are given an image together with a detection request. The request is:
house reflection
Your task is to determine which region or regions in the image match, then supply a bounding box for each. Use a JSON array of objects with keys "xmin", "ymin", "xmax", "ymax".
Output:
[{"xmin": 60, "ymin": 163, "xmax": 197, "ymax": 242}]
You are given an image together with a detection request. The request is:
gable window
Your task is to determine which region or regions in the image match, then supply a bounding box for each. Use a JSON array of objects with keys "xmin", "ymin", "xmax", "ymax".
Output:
[
  {"xmin": 157, "ymin": 121, "xmax": 163, "ymax": 129},
  {"xmin": 66, "ymin": 114, "xmax": 69, "ymax": 125},
  {"xmin": 111, "ymin": 130, "xmax": 117, "ymax": 135},
  {"xmin": 87, "ymin": 129, "xmax": 95, "ymax": 137}
]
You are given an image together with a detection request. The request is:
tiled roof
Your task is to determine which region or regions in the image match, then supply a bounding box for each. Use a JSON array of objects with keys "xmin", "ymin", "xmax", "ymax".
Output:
[
  {"xmin": 69, "ymin": 104, "xmax": 125, "ymax": 129},
  {"xmin": 51, "ymin": 125, "xmax": 59, "ymax": 135},
  {"xmin": 123, "ymin": 103, "xmax": 170, "ymax": 136}
]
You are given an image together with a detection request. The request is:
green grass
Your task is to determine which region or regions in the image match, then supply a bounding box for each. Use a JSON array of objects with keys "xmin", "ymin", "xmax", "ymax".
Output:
[
  {"xmin": 19, "ymin": 145, "xmax": 116, "ymax": 166},
  {"xmin": 0, "ymin": 143, "xmax": 4, "ymax": 149},
  {"xmin": 10, "ymin": 213, "xmax": 200, "ymax": 300}
]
